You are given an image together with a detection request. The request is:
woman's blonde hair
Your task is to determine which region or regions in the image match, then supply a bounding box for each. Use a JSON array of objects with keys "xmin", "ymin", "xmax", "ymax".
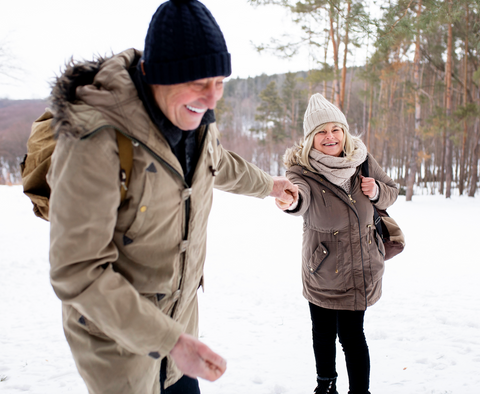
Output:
[{"xmin": 283, "ymin": 122, "xmax": 361, "ymax": 170}]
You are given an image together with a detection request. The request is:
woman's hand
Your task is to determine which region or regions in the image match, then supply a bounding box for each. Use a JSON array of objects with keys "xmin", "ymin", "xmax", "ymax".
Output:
[
  {"xmin": 275, "ymin": 197, "xmax": 294, "ymax": 210},
  {"xmin": 275, "ymin": 190, "xmax": 300, "ymax": 211},
  {"xmin": 360, "ymin": 175, "xmax": 378, "ymax": 199}
]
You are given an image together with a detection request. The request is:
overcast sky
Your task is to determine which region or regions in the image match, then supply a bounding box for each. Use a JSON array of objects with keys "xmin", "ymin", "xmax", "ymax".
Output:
[{"xmin": 0, "ymin": 0, "xmax": 317, "ymax": 100}]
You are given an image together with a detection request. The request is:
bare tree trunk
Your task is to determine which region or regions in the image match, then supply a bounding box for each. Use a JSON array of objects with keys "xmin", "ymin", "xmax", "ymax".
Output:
[
  {"xmin": 468, "ymin": 126, "xmax": 479, "ymax": 197},
  {"xmin": 323, "ymin": 27, "xmax": 329, "ymax": 98},
  {"xmin": 382, "ymin": 139, "xmax": 389, "ymax": 170},
  {"xmin": 459, "ymin": 5, "xmax": 469, "ymax": 195},
  {"xmin": 440, "ymin": 128, "xmax": 446, "ymax": 195},
  {"xmin": 329, "ymin": 5, "xmax": 341, "ymax": 108},
  {"xmin": 345, "ymin": 67, "xmax": 355, "ymax": 117},
  {"xmin": 363, "ymin": 80, "xmax": 368, "ymax": 134},
  {"xmin": 366, "ymin": 81, "xmax": 374, "ymax": 152},
  {"xmin": 406, "ymin": 0, "xmax": 423, "ymax": 202},
  {"xmin": 340, "ymin": 0, "xmax": 351, "ymax": 111},
  {"xmin": 375, "ymin": 79, "xmax": 386, "ymax": 160},
  {"xmin": 445, "ymin": 0, "xmax": 454, "ymax": 198},
  {"xmin": 309, "ymin": 72, "xmax": 315, "ymax": 98},
  {"xmin": 291, "ymin": 94, "xmax": 296, "ymax": 141},
  {"xmin": 468, "ymin": 86, "xmax": 480, "ymax": 196}
]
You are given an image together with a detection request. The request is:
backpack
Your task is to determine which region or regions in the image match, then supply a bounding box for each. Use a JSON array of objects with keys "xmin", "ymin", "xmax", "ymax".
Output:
[
  {"xmin": 361, "ymin": 158, "xmax": 405, "ymax": 260},
  {"xmin": 20, "ymin": 109, "xmax": 133, "ymax": 221}
]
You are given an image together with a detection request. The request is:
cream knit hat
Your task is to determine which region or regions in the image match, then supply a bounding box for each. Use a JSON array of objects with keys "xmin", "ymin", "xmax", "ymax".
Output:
[{"xmin": 303, "ymin": 93, "xmax": 349, "ymax": 138}]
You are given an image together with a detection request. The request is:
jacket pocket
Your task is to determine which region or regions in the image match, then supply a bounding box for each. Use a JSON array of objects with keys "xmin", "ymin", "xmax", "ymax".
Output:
[
  {"xmin": 320, "ymin": 189, "xmax": 331, "ymax": 207},
  {"xmin": 305, "ymin": 241, "xmax": 346, "ymax": 291},
  {"xmin": 73, "ymin": 308, "xmax": 110, "ymax": 340},
  {"xmin": 307, "ymin": 242, "xmax": 329, "ymax": 273},
  {"xmin": 123, "ymin": 166, "xmax": 157, "ymax": 243}
]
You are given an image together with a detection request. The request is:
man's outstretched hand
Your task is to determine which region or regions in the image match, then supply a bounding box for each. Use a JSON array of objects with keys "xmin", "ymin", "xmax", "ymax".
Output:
[
  {"xmin": 270, "ymin": 176, "xmax": 298, "ymax": 207},
  {"xmin": 170, "ymin": 333, "xmax": 226, "ymax": 382}
]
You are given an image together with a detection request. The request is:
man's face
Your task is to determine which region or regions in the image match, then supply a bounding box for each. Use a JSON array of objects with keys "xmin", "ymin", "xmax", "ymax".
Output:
[{"xmin": 151, "ymin": 76, "xmax": 225, "ymax": 131}]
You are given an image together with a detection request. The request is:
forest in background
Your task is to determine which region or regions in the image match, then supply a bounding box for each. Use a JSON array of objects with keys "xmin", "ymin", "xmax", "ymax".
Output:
[
  {"xmin": 220, "ymin": 0, "xmax": 480, "ymax": 199},
  {"xmin": 1, "ymin": 0, "xmax": 479, "ymax": 200}
]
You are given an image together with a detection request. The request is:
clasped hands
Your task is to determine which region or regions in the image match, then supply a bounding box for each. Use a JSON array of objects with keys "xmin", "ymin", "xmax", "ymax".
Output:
[
  {"xmin": 273, "ymin": 175, "xmax": 378, "ymax": 211},
  {"xmin": 271, "ymin": 176, "xmax": 299, "ymax": 211}
]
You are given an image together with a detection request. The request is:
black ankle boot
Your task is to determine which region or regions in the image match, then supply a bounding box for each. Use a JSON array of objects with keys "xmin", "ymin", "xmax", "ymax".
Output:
[{"xmin": 314, "ymin": 376, "xmax": 338, "ymax": 394}]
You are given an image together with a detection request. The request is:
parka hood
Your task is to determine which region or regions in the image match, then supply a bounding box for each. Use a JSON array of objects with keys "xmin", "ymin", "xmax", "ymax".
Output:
[
  {"xmin": 50, "ymin": 49, "xmax": 143, "ymax": 139},
  {"xmin": 50, "ymin": 56, "xmax": 106, "ymax": 138}
]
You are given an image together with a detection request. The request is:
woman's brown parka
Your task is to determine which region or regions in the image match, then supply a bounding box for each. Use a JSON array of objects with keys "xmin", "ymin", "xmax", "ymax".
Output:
[{"xmin": 286, "ymin": 154, "xmax": 398, "ymax": 311}]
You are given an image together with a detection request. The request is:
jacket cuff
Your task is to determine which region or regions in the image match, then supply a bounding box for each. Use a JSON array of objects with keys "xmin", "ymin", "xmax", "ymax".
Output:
[
  {"xmin": 287, "ymin": 199, "xmax": 299, "ymax": 211},
  {"xmin": 369, "ymin": 181, "xmax": 380, "ymax": 202},
  {"xmin": 262, "ymin": 175, "xmax": 275, "ymax": 199},
  {"xmin": 286, "ymin": 193, "xmax": 303, "ymax": 214},
  {"xmin": 149, "ymin": 319, "xmax": 184, "ymax": 359}
]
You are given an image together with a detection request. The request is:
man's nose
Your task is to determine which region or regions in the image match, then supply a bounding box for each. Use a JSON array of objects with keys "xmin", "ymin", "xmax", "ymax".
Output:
[{"xmin": 204, "ymin": 83, "xmax": 222, "ymax": 109}]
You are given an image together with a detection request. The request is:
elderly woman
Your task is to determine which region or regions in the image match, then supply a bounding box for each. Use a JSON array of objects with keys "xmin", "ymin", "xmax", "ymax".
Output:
[{"xmin": 276, "ymin": 94, "xmax": 398, "ymax": 394}]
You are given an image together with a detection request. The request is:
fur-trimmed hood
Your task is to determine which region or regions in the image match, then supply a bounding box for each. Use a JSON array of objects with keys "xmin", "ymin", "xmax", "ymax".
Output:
[
  {"xmin": 50, "ymin": 49, "xmax": 143, "ymax": 139},
  {"xmin": 50, "ymin": 56, "xmax": 106, "ymax": 138}
]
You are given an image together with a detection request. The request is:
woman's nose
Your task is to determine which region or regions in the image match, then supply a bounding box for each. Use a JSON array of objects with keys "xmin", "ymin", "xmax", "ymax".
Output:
[{"xmin": 325, "ymin": 131, "xmax": 334, "ymax": 138}]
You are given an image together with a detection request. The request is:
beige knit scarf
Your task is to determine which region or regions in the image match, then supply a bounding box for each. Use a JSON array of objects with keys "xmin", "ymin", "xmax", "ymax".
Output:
[{"xmin": 308, "ymin": 139, "xmax": 367, "ymax": 192}]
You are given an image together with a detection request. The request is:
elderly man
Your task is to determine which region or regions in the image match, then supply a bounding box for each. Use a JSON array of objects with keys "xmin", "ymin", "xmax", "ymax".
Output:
[{"xmin": 46, "ymin": 0, "xmax": 297, "ymax": 393}]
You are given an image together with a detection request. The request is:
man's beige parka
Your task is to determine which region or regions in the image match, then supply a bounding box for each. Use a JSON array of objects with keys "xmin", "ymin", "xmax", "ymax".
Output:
[
  {"xmin": 285, "ymin": 154, "xmax": 398, "ymax": 311},
  {"xmin": 47, "ymin": 49, "xmax": 274, "ymax": 393}
]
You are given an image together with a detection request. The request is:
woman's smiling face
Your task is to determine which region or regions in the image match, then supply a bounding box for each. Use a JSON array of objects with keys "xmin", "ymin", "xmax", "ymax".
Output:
[{"xmin": 313, "ymin": 122, "xmax": 345, "ymax": 157}]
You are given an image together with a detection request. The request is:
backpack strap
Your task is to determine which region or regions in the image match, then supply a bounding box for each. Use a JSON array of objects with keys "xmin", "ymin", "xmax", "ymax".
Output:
[{"xmin": 115, "ymin": 131, "xmax": 133, "ymax": 203}]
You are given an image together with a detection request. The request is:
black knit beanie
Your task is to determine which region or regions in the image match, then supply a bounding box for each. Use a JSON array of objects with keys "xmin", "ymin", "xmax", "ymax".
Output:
[{"xmin": 139, "ymin": 0, "xmax": 232, "ymax": 85}]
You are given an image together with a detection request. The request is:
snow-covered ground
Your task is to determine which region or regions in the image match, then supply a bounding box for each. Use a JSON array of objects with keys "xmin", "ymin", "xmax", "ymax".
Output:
[{"xmin": 1, "ymin": 185, "xmax": 479, "ymax": 394}]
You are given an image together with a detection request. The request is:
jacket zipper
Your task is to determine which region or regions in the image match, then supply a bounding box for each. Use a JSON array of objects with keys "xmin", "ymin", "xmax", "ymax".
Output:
[
  {"xmin": 82, "ymin": 124, "xmax": 211, "ymax": 316},
  {"xmin": 335, "ymin": 185, "xmax": 368, "ymax": 311}
]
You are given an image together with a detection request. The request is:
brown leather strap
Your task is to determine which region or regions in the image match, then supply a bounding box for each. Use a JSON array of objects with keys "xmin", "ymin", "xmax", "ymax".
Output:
[{"xmin": 115, "ymin": 131, "xmax": 133, "ymax": 203}]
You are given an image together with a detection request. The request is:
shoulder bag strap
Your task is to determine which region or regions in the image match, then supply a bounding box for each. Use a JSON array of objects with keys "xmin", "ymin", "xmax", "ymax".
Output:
[{"xmin": 361, "ymin": 156, "xmax": 384, "ymax": 239}]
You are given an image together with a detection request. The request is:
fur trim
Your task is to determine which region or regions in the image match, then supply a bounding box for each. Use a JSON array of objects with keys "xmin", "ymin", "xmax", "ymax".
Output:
[
  {"xmin": 283, "ymin": 143, "xmax": 302, "ymax": 169},
  {"xmin": 50, "ymin": 56, "xmax": 107, "ymax": 138}
]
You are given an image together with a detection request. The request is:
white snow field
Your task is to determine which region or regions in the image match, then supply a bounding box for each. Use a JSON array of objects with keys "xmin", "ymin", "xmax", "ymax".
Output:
[{"xmin": 1, "ymin": 185, "xmax": 479, "ymax": 394}]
